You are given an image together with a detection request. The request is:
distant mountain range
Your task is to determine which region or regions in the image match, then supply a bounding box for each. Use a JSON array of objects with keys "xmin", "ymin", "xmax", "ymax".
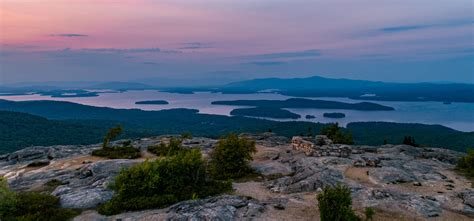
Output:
[
  {"xmin": 216, "ymin": 76, "xmax": 474, "ymax": 102},
  {"xmin": 2, "ymin": 75, "xmax": 474, "ymax": 102}
]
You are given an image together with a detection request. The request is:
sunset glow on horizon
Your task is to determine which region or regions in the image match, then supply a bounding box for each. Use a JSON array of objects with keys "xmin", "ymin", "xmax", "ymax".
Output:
[{"xmin": 1, "ymin": 0, "xmax": 473, "ymax": 84}]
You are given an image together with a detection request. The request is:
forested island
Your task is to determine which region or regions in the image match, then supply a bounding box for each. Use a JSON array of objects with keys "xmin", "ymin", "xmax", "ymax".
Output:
[
  {"xmin": 135, "ymin": 100, "xmax": 169, "ymax": 105},
  {"xmin": 38, "ymin": 90, "xmax": 99, "ymax": 98},
  {"xmin": 212, "ymin": 98, "xmax": 394, "ymax": 111},
  {"xmin": 323, "ymin": 112, "xmax": 346, "ymax": 118},
  {"xmin": 230, "ymin": 107, "xmax": 300, "ymax": 119}
]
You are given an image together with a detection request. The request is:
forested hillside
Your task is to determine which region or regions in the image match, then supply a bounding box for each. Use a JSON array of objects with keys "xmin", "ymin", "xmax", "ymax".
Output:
[{"xmin": 0, "ymin": 100, "xmax": 472, "ymax": 153}]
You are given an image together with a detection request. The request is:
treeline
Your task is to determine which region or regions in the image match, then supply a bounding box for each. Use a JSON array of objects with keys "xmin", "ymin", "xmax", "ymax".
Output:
[
  {"xmin": 0, "ymin": 111, "xmax": 153, "ymax": 154},
  {"xmin": 0, "ymin": 100, "xmax": 472, "ymax": 153},
  {"xmin": 348, "ymin": 122, "xmax": 474, "ymax": 152}
]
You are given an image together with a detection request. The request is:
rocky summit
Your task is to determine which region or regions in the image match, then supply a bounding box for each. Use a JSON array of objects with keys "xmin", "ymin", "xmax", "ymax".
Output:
[{"xmin": 1, "ymin": 133, "xmax": 473, "ymax": 220}]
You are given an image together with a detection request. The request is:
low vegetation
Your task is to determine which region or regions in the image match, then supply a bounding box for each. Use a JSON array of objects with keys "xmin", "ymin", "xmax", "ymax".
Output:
[
  {"xmin": 147, "ymin": 137, "xmax": 189, "ymax": 156},
  {"xmin": 26, "ymin": 160, "xmax": 50, "ymax": 167},
  {"xmin": 456, "ymin": 149, "xmax": 474, "ymax": 178},
  {"xmin": 92, "ymin": 125, "xmax": 141, "ymax": 159},
  {"xmin": 0, "ymin": 177, "xmax": 79, "ymax": 221},
  {"xmin": 98, "ymin": 150, "xmax": 232, "ymax": 215},
  {"xmin": 317, "ymin": 184, "xmax": 374, "ymax": 221},
  {"xmin": 320, "ymin": 123, "xmax": 354, "ymax": 144},
  {"xmin": 208, "ymin": 133, "xmax": 257, "ymax": 180}
]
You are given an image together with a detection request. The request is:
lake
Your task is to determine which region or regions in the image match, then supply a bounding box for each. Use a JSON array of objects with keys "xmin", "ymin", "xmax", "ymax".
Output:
[{"xmin": 1, "ymin": 90, "xmax": 473, "ymax": 132}]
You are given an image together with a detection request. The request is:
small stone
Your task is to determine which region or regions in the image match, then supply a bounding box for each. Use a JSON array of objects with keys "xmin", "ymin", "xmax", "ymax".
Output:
[{"xmin": 413, "ymin": 182, "xmax": 422, "ymax": 186}]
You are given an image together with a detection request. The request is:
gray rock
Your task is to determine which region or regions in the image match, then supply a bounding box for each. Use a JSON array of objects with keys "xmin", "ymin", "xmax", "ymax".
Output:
[
  {"xmin": 166, "ymin": 195, "xmax": 265, "ymax": 220},
  {"xmin": 369, "ymin": 167, "xmax": 417, "ymax": 184},
  {"xmin": 54, "ymin": 188, "xmax": 114, "ymax": 209},
  {"xmin": 356, "ymin": 188, "xmax": 442, "ymax": 217},
  {"xmin": 106, "ymin": 195, "xmax": 266, "ymax": 221},
  {"xmin": 265, "ymin": 157, "xmax": 343, "ymax": 193}
]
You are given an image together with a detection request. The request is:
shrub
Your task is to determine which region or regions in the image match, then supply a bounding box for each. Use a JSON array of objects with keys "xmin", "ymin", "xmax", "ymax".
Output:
[
  {"xmin": 181, "ymin": 132, "xmax": 193, "ymax": 139},
  {"xmin": 320, "ymin": 123, "xmax": 354, "ymax": 144},
  {"xmin": 43, "ymin": 179, "xmax": 67, "ymax": 193},
  {"xmin": 92, "ymin": 146, "xmax": 141, "ymax": 159},
  {"xmin": 0, "ymin": 177, "xmax": 79, "ymax": 221},
  {"xmin": 364, "ymin": 207, "xmax": 375, "ymax": 221},
  {"xmin": 26, "ymin": 160, "xmax": 50, "ymax": 167},
  {"xmin": 457, "ymin": 149, "xmax": 474, "ymax": 177},
  {"xmin": 208, "ymin": 133, "xmax": 257, "ymax": 180},
  {"xmin": 317, "ymin": 184, "xmax": 360, "ymax": 221},
  {"xmin": 147, "ymin": 137, "xmax": 189, "ymax": 156},
  {"xmin": 98, "ymin": 150, "xmax": 231, "ymax": 215}
]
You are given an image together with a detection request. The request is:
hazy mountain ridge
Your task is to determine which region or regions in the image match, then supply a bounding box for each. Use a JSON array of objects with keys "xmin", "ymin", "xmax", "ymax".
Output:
[{"xmin": 219, "ymin": 76, "xmax": 474, "ymax": 102}]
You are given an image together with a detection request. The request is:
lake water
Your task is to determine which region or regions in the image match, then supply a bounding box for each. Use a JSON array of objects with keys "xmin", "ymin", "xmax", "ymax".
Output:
[{"xmin": 1, "ymin": 90, "xmax": 473, "ymax": 132}]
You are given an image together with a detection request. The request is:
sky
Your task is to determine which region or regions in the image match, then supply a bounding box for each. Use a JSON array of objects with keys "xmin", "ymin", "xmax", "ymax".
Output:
[{"xmin": 0, "ymin": 0, "xmax": 473, "ymax": 85}]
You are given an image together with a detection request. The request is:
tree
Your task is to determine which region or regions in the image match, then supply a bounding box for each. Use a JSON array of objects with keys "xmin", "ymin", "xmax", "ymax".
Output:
[
  {"xmin": 102, "ymin": 125, "xmax": 123, "ymax": 148},
  {"xmin": 402, "ymin": 136, "xmax": 418, "ymax": 147},
  {"xmin": 320, "ymin": 123, "xmax": 354, "ymax": 144},
  {"xmin": 208, "ymin": 133, "xmax": 257, "ymax": 180},
  {"xmin": 317, "ymin": 184, "xmax": 360, "ymax": 221}
]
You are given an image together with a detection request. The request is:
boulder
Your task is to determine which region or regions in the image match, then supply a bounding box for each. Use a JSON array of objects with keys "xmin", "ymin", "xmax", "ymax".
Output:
[
  {"xmin": 53, "ymin": 188, "xmax": 114, "ymax": 209},
  {"xmin": 291, "ymin": 136, "xmax": 315, "ymax": 156},
  {"xmin": 369, "ymin": 167, "xmax": 417, "ymax": 184},
  {"xmin": 266, "ymin": 157, "xmax": 343, "ymax": 193},
  {"xmin": 103, "ymin": 195, "xmax": 266, "ymax": 221}
]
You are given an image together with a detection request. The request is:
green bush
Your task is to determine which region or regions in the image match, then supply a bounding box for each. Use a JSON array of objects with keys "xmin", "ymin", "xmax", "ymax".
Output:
[
  {"xmin": 26, "ymin": 161, "xmax": 50, "ymax": 167},
  {"xmin": 457, "ymin": 149, "xmax": 474, "ymax": 177},
  {"xmin": 98, "ymin": 150, "xmax": 231, "ymax": 215},
  {"xmin": 317, "ymin": 184, "xmax": 360, "ymax": 221},
  {"xmin": 320, "ymin": 123, "xmax": 354, "ymax": 144},
  {"xmin": 0, "ymin": 177, "xmax": 79, "ymax": 221},
  {"xmin": 181, "ymin": 132, "xmax": 193, "ymax": 139},
  {"xmin": 364, "ymin": 207, "xmax": 375, "ymax": 221},
  {"xmin": 208, "ymin": 133, "xmax": 257, "ymax": 180},
  {"xmin": 92, "ymin": 146, "xmax": 141, "ymax": 159},
  {"xmin": 147, "ymin": 137, "xmax": 189, "ymax": 156}
]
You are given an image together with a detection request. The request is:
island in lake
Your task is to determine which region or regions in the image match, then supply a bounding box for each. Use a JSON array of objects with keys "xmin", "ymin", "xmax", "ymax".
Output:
[
  {"xmin": 230, "ymin": 107, "xmax": 300, "ymax": 119},
  {"xmin": 323, "ymin": 112, "xmax": 346, "ymax": 118},
  {"xmin": 135, "ymin": 100, "xmax": 169, "ymax": 105},
  {"xmin": 305, "ymin": 115, "xmax": 316, "ymax": 119},
  {"xmin": 212, "ymin": 98, "xmax": 394, "ymax": 111},
  {"xmin": 38, "ymin": 90, "xmax": 99, "ymax": 98}
]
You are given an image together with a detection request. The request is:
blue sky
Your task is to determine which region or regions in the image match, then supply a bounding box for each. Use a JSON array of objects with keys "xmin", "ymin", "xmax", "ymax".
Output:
[{"xmin": 0, "ymin": 0, "xmax": 473, "ymax": 84}]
